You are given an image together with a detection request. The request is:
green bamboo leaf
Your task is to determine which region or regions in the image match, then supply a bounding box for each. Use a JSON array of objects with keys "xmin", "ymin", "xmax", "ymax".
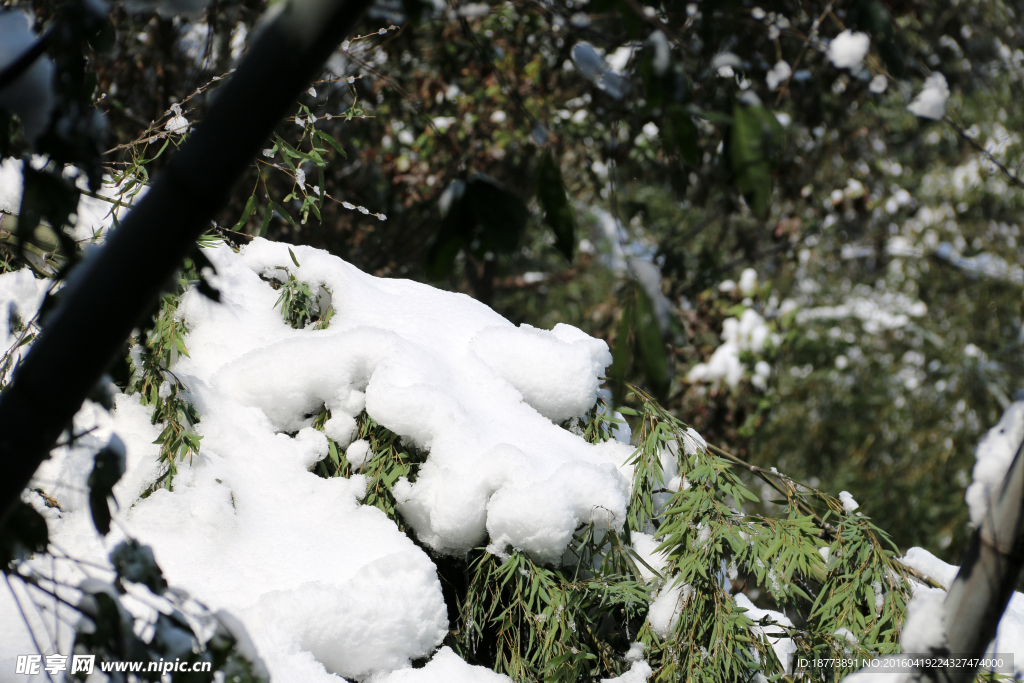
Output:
[
  {"xmin": 271, "ymin": 201, "xmax": 297, "ymax": 226},
  {"xmin": 316, "ymin": 130, "xmax": 348, "ymax": 158},
  {"xmin": 233, "ymin": 194, "xmax": 257, "ymax": 232}
]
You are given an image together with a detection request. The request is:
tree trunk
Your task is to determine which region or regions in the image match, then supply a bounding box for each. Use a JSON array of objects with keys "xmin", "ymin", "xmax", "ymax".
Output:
[{"xmin": 933, "ymin": 437, "xmax": 1024, "ymax": 683}]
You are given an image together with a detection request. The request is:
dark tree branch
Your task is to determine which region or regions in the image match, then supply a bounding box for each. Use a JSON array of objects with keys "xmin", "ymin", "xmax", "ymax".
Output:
[
  {"xmin": 933, "ymin": 436, "xmax": 1024, "ymax": 683},
  {"xmin": 0, "ymin": 0, "xmax": 372, "ymax": 525}
]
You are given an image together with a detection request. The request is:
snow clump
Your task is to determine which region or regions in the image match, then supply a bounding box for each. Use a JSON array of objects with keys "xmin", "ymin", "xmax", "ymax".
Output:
[
  {"xmin": 766, "ymin": 60, "xmax": 792, "ymax": 90},
  {"xmin": 647, "ymin": 580, "xmax": 691, "ymax": 637},
  {"xmin": 827, "ymin": 30, "xmax": 870, "ymax": 70},
  {"xmin": 907, "ymin": 73, "xmax": 949, "ymax": 120},
  {"xmin": 839, "ymin": 491, "xmax": 860, "ymax": 514},
  {"xmin": 899, "ymin": 589, "xmax": 946, "ymax": 651}
]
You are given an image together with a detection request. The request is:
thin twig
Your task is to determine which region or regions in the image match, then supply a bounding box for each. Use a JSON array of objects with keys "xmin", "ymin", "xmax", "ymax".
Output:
[{"xmin": 946, "ymin": 116, "xmax": 1024, "ymax": 191}]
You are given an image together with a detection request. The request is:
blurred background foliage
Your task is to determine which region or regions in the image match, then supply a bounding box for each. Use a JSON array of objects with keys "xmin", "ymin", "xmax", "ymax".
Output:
[{"xmin": 3, "ymin": 0, "xmax": 1023, "ymax": 585}]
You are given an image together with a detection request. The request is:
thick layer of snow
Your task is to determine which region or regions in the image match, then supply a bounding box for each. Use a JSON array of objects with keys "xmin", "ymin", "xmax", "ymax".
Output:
[
  {"xmin": 222, "ymin": 241, "xmax": 633, "ymax": 563},
  {"xmin": 734, "ymin": 593, "xmax": 796, "ymax": 674},
  {"xmin": 827, "ymin": 30, "xmax": 870, "ymax": 70},
  {"xmin": 965, "ymin": 401, "xmax": 1024, "ymax": 526},
  {"xmin": 907, "ymin": 73, "xmax": 949, "ymax": 121},
  {"xmin": 1, "ymin": 239, "xmax": 635, "ymax": 681}
]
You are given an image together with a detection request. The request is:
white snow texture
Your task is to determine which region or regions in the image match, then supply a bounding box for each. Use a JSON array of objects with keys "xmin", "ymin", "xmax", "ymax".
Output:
[
  {"xmin": 907, "ymin": 73, "xmax": 949, "ymax": 121},
  {"xmin": 827, "ymin": 30, "xmax": 870, "ymax": 70},
  {"xmin": 0, "ymin": 240, "xmax": 633, "ymax": 682},
  {"xmin": 965, "ymin": 401, "xmax": 1024, "ymax": 527}
]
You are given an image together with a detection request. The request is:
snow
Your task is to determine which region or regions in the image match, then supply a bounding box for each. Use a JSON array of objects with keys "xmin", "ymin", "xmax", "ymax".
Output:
[
  {"xmin": 965, "ymin": 401, "xmax": 1024, "ymax": 526},
  {"xmin": 0, "ymin": 158, "xmax": 146, "ymax": 241},
  {"xmin": 839, "ymin": 491, "xmax": 860, "ymax": 514},
  {"xmin": 374, "ymin": 647, "xmax": 511, "ymax": 682},
  {"xmin": 0, "ymin": 10, "xmax": 55, "ymax": 143},
  {"xmin": 630, "ymin": 532, "xmax": 668, "ymax": 582},
  {"xmin": 738, "ymin": 268, "xmax": 759, "ymax": 296},
  {"xmin": 897, "ymin": 547, "xmax": 1024, "ymax": 675},
  {"xmin": 0, "ymin": 239, "xmax": 635, "ymax": 681},
  {"xmin": 765, "ymin": 61, "xmax": 792, "ymax": 91},
  {"xmin": 827, "ymin": 30, "xmax": 870, "ymax": 70},
  {"xmin": 907, "ymin": 73, "xmax": 949, "ymax": 121},
  {"xmin": 899, "ymin": 589, "xmax": 946, "ymax": 651},
  {"xmin": 165, "ymin": 103, "xmax": 189, "ymax": 133},
  {"xmin": 647, "ymin": 580, "xmax": 690, "ymax": 638},
  {"xmin": 734, "ymin": 593, "xmax": 796, "ymax": 674},
  {"xmin": 600, "ymin": 659, "xmax": 653, "ymax": 683},
  {"xmin": 795, "ymin": 291, "xmax": 927, "ymax": 334},
  {"xmin": 346, "ymin": 438, "xmax": 372, "ymax": 470},
  {"xmin": 625, "ymin": 642, "xmax": 646, "ymax": 662},
  {"xmin": 687, "ymin": 308, "xmax": 778, "ymax": 387}
]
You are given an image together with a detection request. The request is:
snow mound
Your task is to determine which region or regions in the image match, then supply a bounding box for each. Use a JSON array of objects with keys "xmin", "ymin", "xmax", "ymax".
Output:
[{"xmin": 212, "ymin": 239, "xmax": 633, "ymax": 562}]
